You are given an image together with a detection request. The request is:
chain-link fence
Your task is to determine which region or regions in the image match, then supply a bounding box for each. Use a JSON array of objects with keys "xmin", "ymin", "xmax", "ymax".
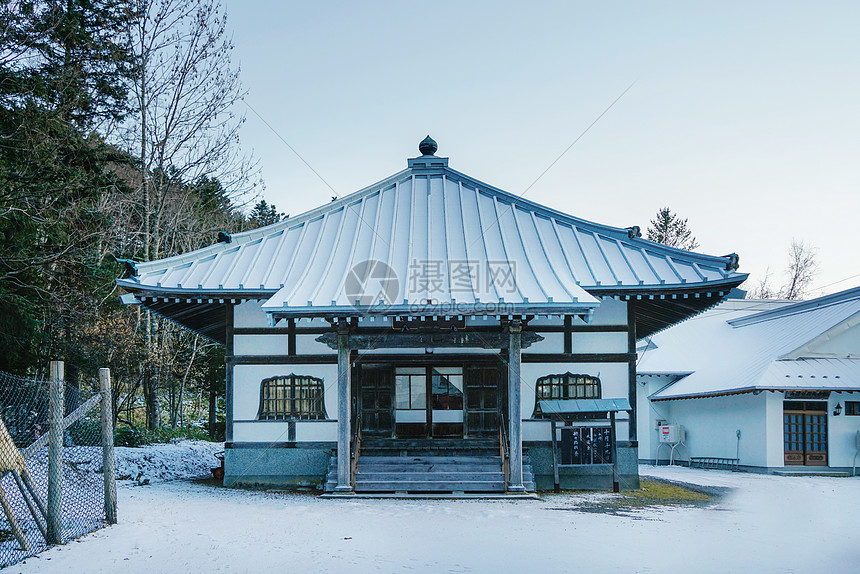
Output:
[{"xmin": 0, "ymin": 364, "xmax": 115, "ymax": 568}]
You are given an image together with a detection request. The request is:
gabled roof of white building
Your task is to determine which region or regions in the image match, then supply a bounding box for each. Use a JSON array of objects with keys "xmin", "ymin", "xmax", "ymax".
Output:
[
  {"xmin": 117, "ymin": 139, "xmax": 747, "ymax": 342},
  {"xmin": 641, "ymin": 286, "xmax": 860, "ymax": 400}
]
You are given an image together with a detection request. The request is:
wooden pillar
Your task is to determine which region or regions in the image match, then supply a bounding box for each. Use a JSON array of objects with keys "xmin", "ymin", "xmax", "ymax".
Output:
[
  {"xmin": 335, "ymin": 324, "xmax": 353, "ymax": 493},
  {"xmin": 47, "ymin": 360, "xmax": 64, "ymax": 545},
  {"xmin": 225, "ymin": 304, "xmax": 235, "ymax": 444},
  {"xmin": 99, "ymin": 368, "xmax": 117, "ymax": 524},
  {"xmin": 507, "ymin": 319, "xmax": 525, "ymax": 492},
  {"xmin": 627, "ymin": 300, "xmax": 637, "ymax": 442}
]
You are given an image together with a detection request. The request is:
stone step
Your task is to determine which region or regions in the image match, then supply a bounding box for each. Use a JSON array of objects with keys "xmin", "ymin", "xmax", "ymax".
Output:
[
  {"xmin": 360, "ymin": 440, "xmax": 522, "ymax": 448},
  {"xmin": 357, "ymin": 455, "xmax": 504, "ymax": 464},
  {"xmin": 355, "ymin": 480, "xmax": 508, "ymax": 492},
  {"xmin": 357, "ymin": 472, "xmax": 504, "ymax": 481}
]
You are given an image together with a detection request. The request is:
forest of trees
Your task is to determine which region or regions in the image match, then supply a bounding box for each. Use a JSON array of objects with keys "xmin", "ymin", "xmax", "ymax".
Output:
[{"xmin": 0, "ymin": 0, "xmax": 281, "ymax": 438}]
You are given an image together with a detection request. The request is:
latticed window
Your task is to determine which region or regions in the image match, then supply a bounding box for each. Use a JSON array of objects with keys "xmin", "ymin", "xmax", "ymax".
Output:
[
  {"xmin": 257, "ymin": 375, "xmax": 327, "ymax": 420},
  {"xmin": 535, "ymin": 373, "xmax": 601, "ymax": 401}
]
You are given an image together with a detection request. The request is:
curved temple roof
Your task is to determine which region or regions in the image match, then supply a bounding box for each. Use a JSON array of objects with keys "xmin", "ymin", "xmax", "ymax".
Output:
[{"xmin": 117, "ymin": 146, "xmax": 747, "ymax": 341}]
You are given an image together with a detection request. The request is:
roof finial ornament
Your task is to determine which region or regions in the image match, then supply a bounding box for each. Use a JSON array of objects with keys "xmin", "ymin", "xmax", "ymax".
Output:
[{"xmin": 419, "ymin": 135, "xmax": 437, "ymax": 156}]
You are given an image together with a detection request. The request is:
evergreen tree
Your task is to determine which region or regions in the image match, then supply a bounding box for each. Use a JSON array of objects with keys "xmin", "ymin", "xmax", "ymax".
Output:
[
  {"xmin": 0, "ymin": 0, "xmax": 136, "ymax": 374},
  {"xmin": 646, "ymin": 207, "xmax": 700, "ymax": 251},
  {"xmin": 248, "ymin": 200, "xmax": 285, "ymax": 229}
]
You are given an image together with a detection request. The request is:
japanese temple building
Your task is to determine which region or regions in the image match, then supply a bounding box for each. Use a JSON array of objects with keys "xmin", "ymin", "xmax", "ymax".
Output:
[{"xmin": 117, "ymin": 137, "xmax": 748, "ymax": 494}]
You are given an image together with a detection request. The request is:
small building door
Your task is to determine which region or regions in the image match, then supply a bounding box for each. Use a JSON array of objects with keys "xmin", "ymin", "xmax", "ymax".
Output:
[
  {"xmin": 359, "ymin": 367, "xmax": 394, "ymax": 436},
  {"xmin": 783, "ymin": 401, "xmax": 828, "ymax": 466},
  {"xmin": 464, "ymin": 366, "xmax": 501, "ymax": 437}
]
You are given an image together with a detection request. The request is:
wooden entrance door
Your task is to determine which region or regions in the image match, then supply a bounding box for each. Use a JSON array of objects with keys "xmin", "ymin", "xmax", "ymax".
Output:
[
  {"xmin": 359, "ymin": 367, "xmax": 394, "ymax": 436},
  {"xmin": 464, "ymin": 366, "xmax": 501, "ymax": 437},
  {"xmin": 783, "ymin": 401, "xmax": 828, "ymax": 466}
]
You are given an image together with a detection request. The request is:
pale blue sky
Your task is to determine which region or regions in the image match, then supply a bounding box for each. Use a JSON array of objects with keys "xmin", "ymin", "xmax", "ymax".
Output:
[{"xmin": 226, "ymin": 1, "xmax": 860, "ymax": 296}]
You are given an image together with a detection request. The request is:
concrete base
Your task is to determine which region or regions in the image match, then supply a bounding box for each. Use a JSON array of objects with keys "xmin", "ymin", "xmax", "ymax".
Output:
[
  {"xmin": 223, "ymin": 443, "xmax": 334, "ymax": 489},
  {"xmin": 528, "ymin": 442, "xmax": 641, "ymax": 491},
  {"xmin": 320, "ymin": 492, "xmax": 540, "ymax": 500},
  {"xmin": 640, "ymin": 459, "xmax": 858, "ymax": 477}
]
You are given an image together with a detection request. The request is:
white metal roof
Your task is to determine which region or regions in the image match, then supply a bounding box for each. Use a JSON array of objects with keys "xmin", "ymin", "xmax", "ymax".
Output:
[
  {"xmin": 757, "ymin": 358, "xmax": 860, "ymax": 392},
  {"xmin": 642, "ymin": 287, "xmax": 860, "ymax": 400},
  {"xmin": 118, "ymin": 151, "xmax": 744, "ymax": 318},
  {"xmin": 538, "ymin": 398, "xmax": 632, "ymax": 415},
  {"xmin": 116, "ymin": 143, "xmax": 747, "ymax": 338}
]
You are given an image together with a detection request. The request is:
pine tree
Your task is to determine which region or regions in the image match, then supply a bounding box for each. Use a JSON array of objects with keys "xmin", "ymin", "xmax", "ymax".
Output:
[
  {"xmin": 646, "ymin": 207, "xmax": 700, "ymax": 251},
  {"xmin": 248, "ymin": 200, "xmax": 285, "ymax": 229}
]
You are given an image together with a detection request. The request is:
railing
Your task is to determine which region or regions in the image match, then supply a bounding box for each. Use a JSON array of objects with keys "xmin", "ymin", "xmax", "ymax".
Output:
[
  {"xmin": 350, "ymin": 414, "xmax": 362, "ymax": 489},
  {"xmin": 690, "ymin": 457, "xmax": 739, "ymax": 471},
  {"xmin": 498, "ymin": 412, "xmax": 509, "ymax": 487}
]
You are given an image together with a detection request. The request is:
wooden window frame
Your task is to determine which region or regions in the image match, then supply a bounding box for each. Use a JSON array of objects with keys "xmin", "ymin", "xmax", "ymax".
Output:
[
  {"xmin": 535, "ymin": 372, "xmax": 602, "ymax": 401},
  {"xmin": 257, "ymin": 374, "xmax": 327, "ymax": 421},
  {"xmin": 845, "ymin": 401, "xmax": 860, "ymax": 416}
]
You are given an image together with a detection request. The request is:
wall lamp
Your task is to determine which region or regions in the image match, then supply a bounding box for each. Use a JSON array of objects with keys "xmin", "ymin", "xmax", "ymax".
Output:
[{"xmin": 834, "ymin": 403, "xmax": 842, "ymax": 416}]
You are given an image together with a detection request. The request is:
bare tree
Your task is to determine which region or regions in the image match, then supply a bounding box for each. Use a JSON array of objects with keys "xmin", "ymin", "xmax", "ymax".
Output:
[
  {"xmin": 746, "ymin": 240, "xmax": 819, "ymax": 301},
  {"xmin": 781, "ymin": 239, "xmax": 818, "ymax": 300},
  {"xmin": 115, "ymin": 0, "xmax": 258, "ymax": 429},
  {"xmin": 646, "ymin": 207, "xmax": 700, "ymax": 251},
  {"xmin": 747, "ymin": 266, "xmax": 777, "ymax": 299}
]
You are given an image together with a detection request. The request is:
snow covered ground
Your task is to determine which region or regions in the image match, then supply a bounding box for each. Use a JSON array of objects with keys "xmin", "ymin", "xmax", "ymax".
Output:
[
  {"xmin": 114, "ymin": 440, "xmax": 223, "ymax": 485},
  {"xmin": 5, "ymin": 460, "xmax": 859, "ymax": 574}
]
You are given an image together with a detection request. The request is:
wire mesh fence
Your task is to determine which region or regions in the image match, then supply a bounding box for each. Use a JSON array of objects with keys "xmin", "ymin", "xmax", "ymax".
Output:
[{"xmin": 0, "ymin": 366, "xmax": 115, "ymax": 568}]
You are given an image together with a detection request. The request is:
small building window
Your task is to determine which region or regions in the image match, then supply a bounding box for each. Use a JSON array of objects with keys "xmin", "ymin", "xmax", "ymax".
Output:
[
  {"xmin": 846, "ymin": 401, "xmax": 860, "ymax": 416},
  {"xmin": 257, "ymin": 374, "xmax": 327, "ymax": 420},
  {"xmin": 535, "ymin": 373, "xmax": 601, "ymax": 401}
]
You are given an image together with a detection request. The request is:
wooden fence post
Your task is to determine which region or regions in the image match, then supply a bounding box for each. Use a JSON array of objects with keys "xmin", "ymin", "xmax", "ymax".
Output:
[
  {"xmin": 99, "ymin": 368, "xmax": 117, "ymax": 525},
  {"xmin": 47, "ymin": 360, "xmax": 64, "ymax": 544}
]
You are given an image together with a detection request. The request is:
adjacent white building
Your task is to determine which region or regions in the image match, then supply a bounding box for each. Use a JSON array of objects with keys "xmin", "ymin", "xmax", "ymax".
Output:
[{"xmin": 638, "ymin": 287, "xmax": 860, "ymax": 472}]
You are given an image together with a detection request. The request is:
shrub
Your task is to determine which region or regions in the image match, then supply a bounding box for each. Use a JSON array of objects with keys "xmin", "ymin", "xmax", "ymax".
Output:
[
  {"xmin": 115, "ymin": 425, "xmax": 148, "ymax": 447},
  {"xmin": 68, "ymin": 418, "xmax": 102, "ymax": 446}
]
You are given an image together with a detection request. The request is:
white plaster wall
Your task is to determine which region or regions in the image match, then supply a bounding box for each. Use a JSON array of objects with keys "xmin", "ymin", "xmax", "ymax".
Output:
[
  {"xmin": 234, "ymin": 300, "xmax": 270, "ymax": 328},
  {"xmin": 828, "ymin": 391, "xmax": 860, "ymax": 467},
  {"xmin": 571, "ymin": 332, "xmax": 628, "ymax": 353},
  {"xmin": 233, "ymin": 421, "xmax": 291, "ymax": 442},
  {"xmin": 234, "ymin": 334, "xmax": 288, "ymax": 356},
  {"xmin": 588, "ymin": 298, "xmax": 628, "ymax": 326},
  {"xmin": 657, "ymin": 394, "xmax": 769, "ymax": 467},
  {"xmin": 296, "ymin": 421, "xmax": 337, "ymax": 441},
  {"xmin": 295, "ymin": 333, "xmax": 335, "ymax": 355},
  {"xmin": 232, "ymin": 363, "xmax": 338, "ymax": 422},
  {"xmin": 765, "ymin": 392, "xmax": 786, "ymax": 468},
  {"xmin": 523, "ymin": 419, "xmax": 552, "ymax": 441},
  {"xmin": 526, "ymin": 332, "xmax": 563, "ymax": 354}
]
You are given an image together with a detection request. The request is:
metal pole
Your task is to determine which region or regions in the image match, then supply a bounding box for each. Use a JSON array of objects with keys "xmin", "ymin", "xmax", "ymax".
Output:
[
  {"xmin": 610, "ymin": 410, "xmax": 620, "ymax": 493},
  {"xmin": 334, "ymin": 326, "xmax": 353, "ymax": 493},
  {"xmin": 507, "ymin": 319, "xmax": 525, "ymax": 492},
  {"xmin": 100, "ymin": 368, "xmax": 117, "ymax": 524},
  {"xmin": 47, "ymin": 360, "xmax": 64, "ymax": 544},
  {"xmin": 551, "ymin": 419, "xmax": 560, "ymax": 493}
]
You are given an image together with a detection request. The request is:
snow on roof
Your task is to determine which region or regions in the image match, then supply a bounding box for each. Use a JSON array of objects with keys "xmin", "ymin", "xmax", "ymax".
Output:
[
  {"xmin": 642, "ymin": 287, "xmax": 860, "ymax": 400},
  {"xmin": 116, "ymin": 143, "xmax": 746, "ymax": 330}
]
